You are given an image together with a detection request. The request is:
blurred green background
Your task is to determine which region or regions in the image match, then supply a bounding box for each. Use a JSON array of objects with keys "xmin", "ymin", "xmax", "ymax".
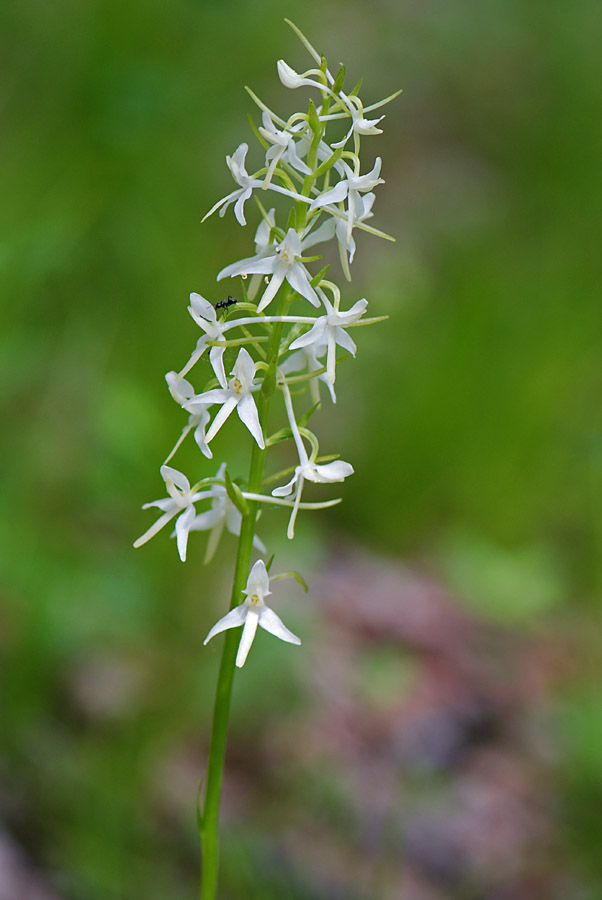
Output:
[{"xmin": 1, "ymin": 0, "xmax": 601, "ymax": 897}]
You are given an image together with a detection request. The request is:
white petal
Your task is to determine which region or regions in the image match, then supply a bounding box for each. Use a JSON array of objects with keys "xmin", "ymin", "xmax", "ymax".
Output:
[
  {"xmin": 165, "ymin": 371, "xmax": 195, "ymax": 405},
  {"xmin": 334, "ymin": 327, "xmax": 357, "ymax": 356},
  {"xmin": 289, "ymin": 319, "xmax": 326, "ymax": 351},
  {"xmin": 175, "ymin": 505, "xmax": 196, "ymax": 562},
  {"xmin": 236, "ymin": 611, "xmax": 259, "ymax": 667},
  {"xmin": 205, "ymin": 396, "xmax": 238, "ymax": 443},
  {"xmin": 133, "ymin": 508, "xmax": 176, "ymax": 548},
  {"xmin": 286, "ymin": 265, "xmax": 320, "ymax": 307},
  {"xmin": 312, "ymin": 460, "xmax": 354, "ymax": 482},
  {"xmin": 203, "ymin": 604, "xmax": 247, "ymax": 645},
  {"xmin": 233, "ymin": 347, "xmax": 256, "ymax": 386},
  {"xmin": 189, "ymin": 292, "xmax": 216, "ymax": 323},
  {"xmin": 189, "ymin": 506, "xmax": 224, "ymax": 531},
  {"xmin": 245, "ymin": 559, "xmax": 271, "ymax": 599},
  {"xmin": 188, "ymin": 388, "xmax": 230, "ymax": 409},
  {"xmin": 271, "ymin": 472, "xmax": 298, "ymax": 497},
  {"xmin": 209, "ymin": 345, "xmax": 227, "ymax": 389},
  {"xmin": 309, "ymin": 181, "xmax": 348, "ymax": 211},
  {"xmin": 233, "ymin": 186, "xmax": 253, "ymax": 226},
  {"xmin": 258, "ymin": 607, "xmax": 302, "ymax": 646},
  {"xmin": 204, "ymin": 516, "xmax": 226, "ymax": 564},
  {"xmin": 160, "ymin": 465, "xmax": 191, "ymax": 494},
  {"xmin": 301, "ymin": 219, "xmax": 335, "ymax": 250},
  {"xmin": 217, "ymin": 254, "xmax": 277, "ymax": 281},
  {"xmin": 237, "ymin": 393, "xmax": 265, "ymax": 449},
  {"xmin": 228, "ymin": 143, "xmax": 249, "ymax": 179},
  {"xmin": 256, "ymin": 268, "xmax": 285, "ymax": 313}
]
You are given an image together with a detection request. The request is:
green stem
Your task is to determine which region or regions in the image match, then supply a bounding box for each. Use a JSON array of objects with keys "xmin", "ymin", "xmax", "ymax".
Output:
[{"xmin": 199, "ymin": 292, "xmax": 291, "ymax": 900}]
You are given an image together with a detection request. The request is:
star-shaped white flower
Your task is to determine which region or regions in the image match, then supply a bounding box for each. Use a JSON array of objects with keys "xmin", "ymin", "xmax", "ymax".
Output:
[
  {"xmin": 330, "ymin": 93, "xmax": 384, "ymax": 149},
  {"xmin": 259, "ymin": 111, "xmax": 311, "ymax": 186},
  {"xmin": 201, "ymin": 143, "xmax": 264, "ymax": 227},
  {"xmin": 133, "ymin": 465, "xmax": 207, "ymax": 561},
  {"xmin": 288, "ymin": 294, "xmax": 368, "ymax": 385},
  {"xmin": 186, "ymin": 347, "xmax": 264, "ymax": 448},
  {"xmin": 273, "ymin": 456, "xmax": 354, "ymax": 539},
  {"xmin": 202, "ymin": 142, "xmax": 310, "ymax": 228},
  {"xmin": 280, "ymin": 340, "xmax": 336, "ymax": 404},
  {"xmin": 272, "ymin": 382, "xmax": 353, "ymax": 538},
  {"xmin": 309, "ymin": 158, "xmax": 384, "ymax": 242},
  {"xmin": 177, "ymin": 293, "xmax": 228, "ymax": 386},
  {"xmin": 164, "ymin": 372, "xmax": 213, "ymax": 462},
  {"xmin": 276, "ymin": 59, "xmax": 337, "ymax": 97},
  {"xmin": 203, "ymin": 559, "xmax": 301, "ymax": 667},
  {"xmin": 189, "ymin": 464, "xmax": 266, "ymax": 563},
  {"xmin": 218, "ymin": 227, "xmax": 320, "ymax": 313}
]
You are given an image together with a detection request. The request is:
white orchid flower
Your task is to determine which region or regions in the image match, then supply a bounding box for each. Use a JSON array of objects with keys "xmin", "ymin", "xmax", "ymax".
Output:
[
  {"xmin": 203, "ymin": 559, "xmax": 301, "ymax": 668},
  {"xmin": 288, "ymin": 293, "xmax": 368, "ymax": 385},
  {"xmin": 177, "ymin": 293, "xmax": 228, "ymax": 386},
  {"xmin": 272, "ymin": 457, "xmax": 353, "ymax": 539},
  {"xmin": 186, "ymin": 347, "xmax": 264, "ymax": 449},
  {"xmin": 272, "ymin": 382, "xmax": 353, "ymax": 537},
  {"xmin": 202, "ymin": 142, "xmax": 311, "ymax": 227},
  {"xmin": 259, "ymin": 111, "xmax": 311, "ymax": 186},
  {"xmin": 330, "ymin": 93, "xmax": 384, "ymax": 149},
  {"xmin": 218, "ymin": 227, "xmax": 320, "ymax": 313},
  {"xmin": 309, "ymin": 157, "xmax": 384, "ymax": 242},
  {"xmin": 276, "ymin": 60, "xmax": 338, "ymax": 99},
  {"xmin": 280, "ymin": 339, "xmax": 336, "ymax": 404},
  {"xmin": 334, "ymin": 191, "xmax": 375, "ymax": 278},
  {"xmin": 164, "ymin": 372, "xmax": 213, "ymax": 462},
  {"xmin": 189, "ymin": 463, "xmax": 266, "ymax": 563},
  {"xmin": 201, "ymin": 143, "xmax": 264, "ymax": 227},
  {"xmin": 134, "ymin": 465, "xmax": 208, "ymax": 561}
]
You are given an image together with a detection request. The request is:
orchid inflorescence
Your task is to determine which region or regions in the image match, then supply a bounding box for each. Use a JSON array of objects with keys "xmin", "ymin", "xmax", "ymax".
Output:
[{"xmin": 134, "ymin": 20, "xmax": 397, "ymax": 667}]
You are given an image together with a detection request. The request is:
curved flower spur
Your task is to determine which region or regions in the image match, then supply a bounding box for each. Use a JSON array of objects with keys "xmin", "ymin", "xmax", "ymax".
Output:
[{"xmin": 133, "ymin": 20, "xmax": 397, "ymax": 899}]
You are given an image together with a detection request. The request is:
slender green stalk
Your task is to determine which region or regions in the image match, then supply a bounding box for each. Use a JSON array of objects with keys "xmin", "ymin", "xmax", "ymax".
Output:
[{"xmin": 199, "ymin": 293, "xmax": 291, "ymax": 900}]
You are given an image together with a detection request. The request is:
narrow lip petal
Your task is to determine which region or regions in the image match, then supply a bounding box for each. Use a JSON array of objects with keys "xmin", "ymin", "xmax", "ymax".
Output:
[
  {"xmin": 175, "ymin": 505, "xmax": 196, "ymax": 561},
  {"xmin": 236, "ymin": 611, "xmax": 259, "ymax": 666},
  {"xmin": 203, "ymin": 603, "xmax": 247, "ymax": 645},
  {"xmin": 258, "ymin": 606, "xmax": 301, "ymax": 645}
]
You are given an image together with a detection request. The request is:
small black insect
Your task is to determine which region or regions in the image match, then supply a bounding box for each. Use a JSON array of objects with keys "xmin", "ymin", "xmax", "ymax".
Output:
[{"xmin": 215, "ymin": 296, "xmax": 238, "ymax": 311}]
